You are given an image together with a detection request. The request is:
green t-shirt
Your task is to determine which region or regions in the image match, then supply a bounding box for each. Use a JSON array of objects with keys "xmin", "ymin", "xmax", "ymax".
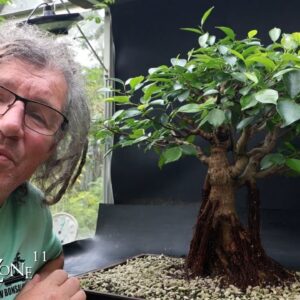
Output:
[{"xmin": 0, "ymin": 183, "xmax": 62, "ymax": 300}]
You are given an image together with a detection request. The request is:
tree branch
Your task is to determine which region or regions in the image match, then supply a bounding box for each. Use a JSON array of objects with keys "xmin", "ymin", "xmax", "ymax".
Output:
[
  {"xmin": 236, "ymin": 156, "xmax": 259, "ymax": 186},
  {"xmin": 196, "ymin": 146, "xmax": 209, "ymax": 164},
  {"xmin": 173, "ymin": 138, "xmax": 209, "ymax": 164},
  {"xmin": 230, "ymin": 155, "xmax": 249, "ymax": 178},
  {"xmin": 251, "ymin": 121, "xmax": 267, "ymax": 135},
  {"xmin": 255, "ymin": 165, "xmax": 287, "ymax": 179},
  {"xmin": 180, "ymin": 115, "xmax": 214, "ymax": 142},
  {"xmin": 193, "ymin": 128, "xmax": 214, "ymax": 142},
  {"xmin": 247, "ymin": 127, "xmax": 279, "ymax": 159},
  {"xmin": 235, "ymin": 127, "xmax": 252, "ymax": 155},
  {"xmin": 239, "ymin": 125, "xmax": 295, "ymax": 181}
]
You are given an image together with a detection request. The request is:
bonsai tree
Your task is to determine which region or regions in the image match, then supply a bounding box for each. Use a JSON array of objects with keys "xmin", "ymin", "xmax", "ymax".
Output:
[{"xmin": 99, "ymin": 8, "xmax": 300, "ymax": 289}]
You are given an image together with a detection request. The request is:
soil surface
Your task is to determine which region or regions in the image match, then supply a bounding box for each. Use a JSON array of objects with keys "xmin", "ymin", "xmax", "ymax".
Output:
[{"xmin": 79, "ymin": 255, "xmax": 300, "ymax": 300}]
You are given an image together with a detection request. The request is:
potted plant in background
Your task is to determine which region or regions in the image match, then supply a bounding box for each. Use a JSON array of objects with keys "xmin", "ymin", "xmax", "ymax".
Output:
[{"xmin": 87, "ymin": 7, "xmax": 300, "ymax": 299}]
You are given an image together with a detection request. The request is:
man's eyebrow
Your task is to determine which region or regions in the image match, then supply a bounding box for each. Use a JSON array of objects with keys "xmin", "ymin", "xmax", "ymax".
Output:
[
  {"xmin": 0, "ymin": 81, "xmax": 53, "ymax": 106},
  {"xmin": 0, "ymin": 79, "xmax": 13, "ymax": 87},
  {"xmin": 27, "ymin": 97, "xmax": 52, "ymax": 106}
]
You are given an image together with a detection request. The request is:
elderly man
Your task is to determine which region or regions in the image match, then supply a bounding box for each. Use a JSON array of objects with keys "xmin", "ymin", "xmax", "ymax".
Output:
[{"xmin": 0, "ymin": 21, "xmax": 90, "ymax": 300}]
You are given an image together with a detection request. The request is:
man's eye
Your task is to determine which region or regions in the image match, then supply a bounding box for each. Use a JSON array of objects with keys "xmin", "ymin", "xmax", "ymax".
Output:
[
  {"xmin": 0, "ymin": 96, "xmax": 10, "ymax": 103},
  {"xmin": 27, "ymin": 111, "xmax": 48, "ymax": 126}
]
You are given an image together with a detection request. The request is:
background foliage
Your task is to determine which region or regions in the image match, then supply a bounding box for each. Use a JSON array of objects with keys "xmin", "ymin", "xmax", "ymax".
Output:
[{"xmin": 50, "ymin": 13, "xmax": 106, "ymax": 239}]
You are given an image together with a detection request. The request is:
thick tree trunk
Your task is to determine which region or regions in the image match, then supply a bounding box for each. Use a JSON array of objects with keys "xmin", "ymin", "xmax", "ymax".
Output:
[{"xmin": 186, "ymin": 147, "xmax": 295, "ymax": 290}]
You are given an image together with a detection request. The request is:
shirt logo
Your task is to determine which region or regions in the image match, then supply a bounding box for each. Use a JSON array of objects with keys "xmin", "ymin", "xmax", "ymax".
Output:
[{"xmin": 0, "ymin": 252, "xmax": 30, "ymax": 285}]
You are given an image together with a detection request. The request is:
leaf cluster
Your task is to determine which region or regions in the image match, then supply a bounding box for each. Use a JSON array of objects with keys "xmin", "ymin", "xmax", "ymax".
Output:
[{"xmin": 99, "ymin": 8, "xmax": 300, "ymax": 172}]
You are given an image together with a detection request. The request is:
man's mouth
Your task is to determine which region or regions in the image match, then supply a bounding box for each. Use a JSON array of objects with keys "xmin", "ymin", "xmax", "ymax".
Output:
[{"xmin": 0, "ymin": 149, "xmax": 14, "ymax": 164}]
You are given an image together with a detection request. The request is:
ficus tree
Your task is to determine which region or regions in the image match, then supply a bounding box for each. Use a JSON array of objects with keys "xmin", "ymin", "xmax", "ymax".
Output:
[{"xmin": 98, "ymin": 7, "xmax": 300, "ymax": 289}]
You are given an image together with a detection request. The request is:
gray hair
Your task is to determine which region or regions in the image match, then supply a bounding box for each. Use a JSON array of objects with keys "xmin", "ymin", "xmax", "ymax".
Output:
[{"xmin": 0, "ymin": 21, "xmax": 90, "ymax": 204}]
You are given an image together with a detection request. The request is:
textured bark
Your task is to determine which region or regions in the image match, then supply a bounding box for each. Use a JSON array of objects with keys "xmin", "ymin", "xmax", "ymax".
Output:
[
  {"xmin": 246, "ymin": 180, "xmax": 261, "ymax": 244},
  {"xmin": 186, "ymin": 147, "xmax": 296, "ymax": 290}
]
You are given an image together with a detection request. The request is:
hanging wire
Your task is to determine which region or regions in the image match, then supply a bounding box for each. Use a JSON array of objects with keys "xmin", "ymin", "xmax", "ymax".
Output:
[
  {"xmin": 59, "ymin": 0, "xmax": 108, "ymax": 73},
  {"xmin": 26, "ymin": 2, "xmax": 48, "ymax": 22}
]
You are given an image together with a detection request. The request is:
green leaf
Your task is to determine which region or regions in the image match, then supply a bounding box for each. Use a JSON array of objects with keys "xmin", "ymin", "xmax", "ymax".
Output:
[
  {"xmin": 181, "ymin": 27, "xmax": 203, "ymax": 34},
  {"xmin": 203, "ymin": 89, "xmax": 218, "ymax": 96},
  {"xmin": 121, "ymin": 136, "xmax": 148, "ymax": 147},
  {"xmin": 216, "ymin": 26, "xmax": 236, "ymax": 40},
  {"xmin": 160, "ymin": 113, "xmax": 169, "ymax": 125},
  {"xmin": 208, "ymin": 35, "xmax": 216, "ymax": 45},
  {"xmin": 218, "ymin": 45, "xmax": 229, "ymax": 55},
  {"xmin": 125, "ymin": 76, "xmax": 144, "ymax": 90},
  {"xmin": 225, "ymin": 109, "xmax": 232, "ymax": 122},
  {"xmin": 245, "ymin": 55, "xmax": 275, "ymax": 72},
  {"xmin": 198, "ymin": 33, "xmax": 209, "ymax": 48},
  {"xmin": 224, "ymin": 56, "xmax": 237, "ymax": 66},
  {"xmin": 254, "ymin": 89, "xmax": 278, "ymax": 105},
  {"xmin": 248, "ymin": 29, "xmax": 258, "ymax": 38},
  {"xmin": 111, "ymin": 109, "xmax": 124, "ymax": 120},
  {"xmin": 98, "ymin": 87, "xmax": 112, "ymax": 93},
  {"xmin": 272, "ymin": 68, "xmax": 297, "ymax": 79},
  {"xmin": 284, "ymin": 141, "xmax": 297, "ymax": 152},
  {"xmin": 158, "ymin": 155, "xmax": 165, "ymax": 169},
  {"xmin": 170, "ymin": 58, "xmax": 187, "ymax": 67},
  {"xmin": 177, "ymin": 103, "xmax": 202, "ymax": 113},
  {"xmin": 199, "ymin": 114, "xmax": 209, "ymax": 127},
  {"xmin": 180, "ymin": 144, "xmax": 198, "ymax": 156},
  {"xmin": 207, "ymin": 109, "xmax": 226, "ymax": 127},
  {"xmin": 148, "ymin": 67, "xmax": 160, "ymax": 74},
  {"xmin": 199, "ymin": 97, "xmax": 217, "ymax": 109},
  {"xmin": 269, "ymin": 27, "xmax": 281, "ymax": 42},
  {"xmin": 281, "ymin": 53, "xmax": 300, "ymax": 63},
  {"xmin": 236, "ymin": 116, "xmax": 255, "ymax": 130},
  {"xmin": 286, "ymin": 158, "xmax": 300, "ymax": 173},
  {"xmin": 242, "ymin": 45, "xmax": 261, "ymax": 58},
  {"xmin": 143, "ymin": 84, "xmax": 161, "ymax": 101},
  {"xmin": 244, "ymin": 72, "xmax": 258, "ymax": 84},
  {"xmin": 177, "ymin": 90, "xmax": 190, "ymax": 102},
  {"xmin": 149, "ymin": 99, "xmax": 165, "ymax": 105},
  {"xmin": 229, "ymin": 49, "xmax": 244, "ymax": 61},
  {"xmin": 239, "ymin": 85, "xmax": 252, "ymax": 96},
  {"xmin": 281, "ymin": 33, "xmax": 298, "ymax": 50},
  {"xmin": 106, "ymin": 96, "xmax": 130, "ymax": 103},
  {"xmin": 240, "ymin": 94, "xmax": 258, "ymax": 110},
  {"xmin": 201, "ymin": 6, "xmax": 214, "ymax": 27},
  {"xmin": 162, "ymin": 147, "xmax": 183, "ymax": 164},
  {"xmin": 260, "ymin": 153, "xmax": 285, "ymax": 170},
  {"xmin": 137, "ymin": 104, "xmax": 147, "ymax": 111},
  {"xmin": 292, "ymin": 32, "xmax": 300, "ymax": 44},
  {"xmin": 107, "ymin": 77, "xmax": 125, "ymax": 86},
  {"xmin": 173, "ymin": 83, "xmax": 183, "ymax": 90},
  {"xmin": 231, "ymin": 72, "xmax": 247, "ymax": 82},
  {"xmin": 277, "ymin": 100, "xmax": 300, "ymax": 127},
  {"xmin": 178, "ymin": 90, "xmax": 190, "ymax": 102},
  {"xmin": 129, "ymin": 129, "xmax": 145, "ymax": 139},
  {"xmin": 123, "ymin": 109, "xmax": 141, "ymax": 119},
  {"xmin": 283, "ymin": 70, "xmax": 300, "ymax": 99}
]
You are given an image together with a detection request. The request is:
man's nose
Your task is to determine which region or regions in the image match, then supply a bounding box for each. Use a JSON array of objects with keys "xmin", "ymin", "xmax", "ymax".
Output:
[{"xmin": 0, "ymin": 101, "xmax": 25, "ymax": 139}]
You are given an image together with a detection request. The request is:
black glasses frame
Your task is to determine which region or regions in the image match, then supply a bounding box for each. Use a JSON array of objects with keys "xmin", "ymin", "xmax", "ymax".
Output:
[{"xmin": 0, "ymin": 85, "xmax": 68, "ymax": 136}]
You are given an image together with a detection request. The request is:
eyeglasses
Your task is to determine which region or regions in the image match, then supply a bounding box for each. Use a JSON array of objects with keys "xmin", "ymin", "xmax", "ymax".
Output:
[{"xmin": 0, "ymin": 85, "xmax": 68, "ymax": 136}]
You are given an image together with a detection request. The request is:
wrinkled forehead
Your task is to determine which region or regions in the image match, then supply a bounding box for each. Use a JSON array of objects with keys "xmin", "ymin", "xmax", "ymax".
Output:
[{"xmin": 0, "ymin": 58, "xmax": 68, "ymax": 110}]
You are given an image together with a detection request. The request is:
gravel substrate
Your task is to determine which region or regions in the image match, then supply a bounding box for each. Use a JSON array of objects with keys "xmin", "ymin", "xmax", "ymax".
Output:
[{"xmin": 79, "ymin": 254, "xmax": 300, "ymax": 300}]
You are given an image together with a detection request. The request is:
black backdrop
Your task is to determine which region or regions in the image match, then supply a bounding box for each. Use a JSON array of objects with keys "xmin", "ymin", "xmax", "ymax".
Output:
[
  {"xmin": 63, "ymin": 0, "xmax": 300, "ymax": 278},
  {"xmin": 109, "ymin": 0, "xmax": 300, "ymax": 208}
]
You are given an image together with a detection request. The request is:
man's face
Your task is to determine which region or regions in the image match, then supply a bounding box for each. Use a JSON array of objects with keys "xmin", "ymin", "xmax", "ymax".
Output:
[{"xmin": 0, "ymin": 59, "xmax": 68, "ymax": 203}]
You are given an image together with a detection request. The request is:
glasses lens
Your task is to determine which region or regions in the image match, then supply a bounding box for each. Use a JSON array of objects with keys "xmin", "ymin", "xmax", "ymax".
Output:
[
  {"xmin": 25, "ymin": 102, "xmax": 65, "ymax": 135},
  {"xmin": 0, "ymin": 87, "xmax": 15, "ymax": 114}
]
